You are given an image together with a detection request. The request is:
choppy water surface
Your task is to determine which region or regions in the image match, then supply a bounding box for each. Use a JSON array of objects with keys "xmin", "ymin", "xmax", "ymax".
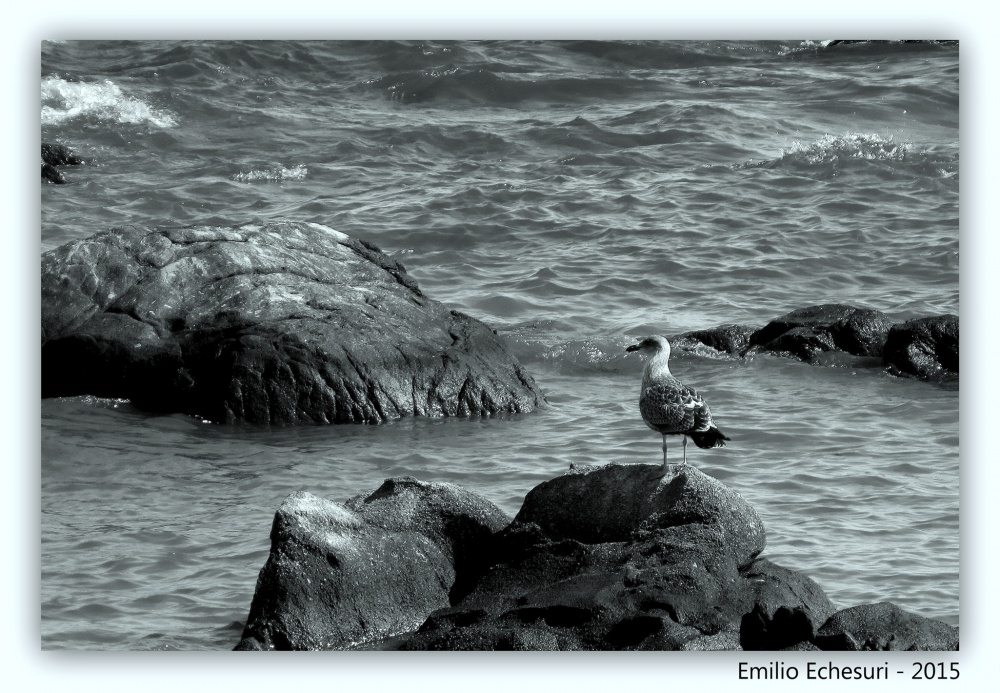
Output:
[{"xmin": 40, "ymin": 40, "xmax": 959, "ymax": 649}]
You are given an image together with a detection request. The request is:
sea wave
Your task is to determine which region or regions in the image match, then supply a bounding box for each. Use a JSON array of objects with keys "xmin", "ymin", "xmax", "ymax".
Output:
[
  {"xmin": 232, "ymin": 164, "xmax": 308, "ymax": 183},
  {"xmin": 41, "ymin": 76, "xmax": 176, "ymax": 127},
  {"xmin": 784, "ymin": 133, "xmax": 910, "ymax": 164},
  {"xmin": 366, "ymin": 68, "xmax": 657, "ymax": 105}
]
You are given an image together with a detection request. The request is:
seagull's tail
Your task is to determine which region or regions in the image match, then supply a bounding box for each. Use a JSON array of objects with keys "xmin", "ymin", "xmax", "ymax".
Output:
[{"xmin": 690, "ymin": 427, "xmax": 730, "ymax": 449}]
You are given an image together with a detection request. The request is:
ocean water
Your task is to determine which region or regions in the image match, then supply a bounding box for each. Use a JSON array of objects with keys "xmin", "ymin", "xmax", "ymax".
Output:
[{"xmin": 40, "ymin": 40, "xmax": 959, "ymax": 650}]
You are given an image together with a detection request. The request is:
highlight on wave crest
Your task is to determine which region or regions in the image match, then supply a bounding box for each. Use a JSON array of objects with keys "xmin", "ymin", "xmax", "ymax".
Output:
[
  {"xmin": 41, "ymin": 76, "xmax": 177, "ymax": 127},
  {"xmin": 232, "ymin": 164, "xmax": 308, "ymax": 183},
  {"xmin": 734, "ymin": 132, "xmax": 913, "ymax": 171},
  {"xmin": 62, "ymin": 395, "xmax": 132, "ymax": 410},
  {"xmin": 783, "ymin": 133, "xmax": 911, "ymax": 164}
]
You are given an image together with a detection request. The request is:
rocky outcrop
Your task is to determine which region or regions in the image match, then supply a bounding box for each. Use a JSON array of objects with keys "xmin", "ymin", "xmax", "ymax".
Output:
[
  {"xmin": 42, "ymin": 142, "xmax": 83, "ymax": 184},
  {"xmin": 396, "ymin": 464, "xmax": 765, "ymax": 651},
  {"xmin": 233, "ymin": 465, "xmax": 958, "ymax": 651},
  {"xmin": 674, "ymin": 324, "xmax": 756, "ymax": 355},
  {"xmin": 666, "ymin": 304, "xmax": 957, "ymax": 383},
  {"xmin": 814, "ymin": 602, "xmax": 959, "ymax": 651},
  {"xmin": 235, "ymin": 478, "xmax": 510, "ymax": 651},
  {"xmin": 746, "ymin": 304, "xmax": 892, "ymax": 362},
  {"xmin": 883, "ymin": 315, "xmax": 958, "ymax": 380},
  {"xmin": 41, "ymin": 222, "xmax": 544, "ymax": 424}
]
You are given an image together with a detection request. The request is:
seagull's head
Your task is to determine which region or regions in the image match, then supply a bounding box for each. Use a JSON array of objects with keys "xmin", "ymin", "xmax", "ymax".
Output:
[{"xmin": 625, "ymin": 335, "xmax": 671, "ymax": 357}]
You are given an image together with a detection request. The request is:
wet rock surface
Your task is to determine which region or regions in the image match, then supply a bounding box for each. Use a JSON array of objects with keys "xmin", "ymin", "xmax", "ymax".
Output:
[
  {"xmin": 747, "ymin": 304, "xmax": 893, "ymax": 361},
  {"xmin": 41, "ymin": 222, "xmax": 544, "ymax": 424},
  {"xmin": 674, "ymin": 324, "xmax": 757, "ymax": 355},
  {"xmin": 42, "ymin": 142, "xmax": 83, "ymax": 184},
  {"xmin": 667, "ymin": 304, "xmax": 957, "ymax": 383},
  {"xmin": 883, "ymin": 315, "xmax": 959, "ymax": 380}
]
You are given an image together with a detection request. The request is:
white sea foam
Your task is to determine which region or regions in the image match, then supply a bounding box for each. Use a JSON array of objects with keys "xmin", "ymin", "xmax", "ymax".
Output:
[
  {"xmin": 41, "ymin": 76, "xmax": 176, "ymax": 127},
  {"xmin": 784, "ymin": 132, "xmax": 910, "ymax": 164},
  {"xmin": 232, "ymin": 164, "xmax": 308, "ymax": 183}
]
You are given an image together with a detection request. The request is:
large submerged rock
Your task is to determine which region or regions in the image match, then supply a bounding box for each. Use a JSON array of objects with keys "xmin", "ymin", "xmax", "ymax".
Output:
[{"xmin": 41, "ymin": 222, "xmax": 544, "ymax": 424}]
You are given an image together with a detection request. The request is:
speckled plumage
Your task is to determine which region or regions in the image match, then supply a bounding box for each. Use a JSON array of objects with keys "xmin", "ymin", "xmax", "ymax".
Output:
[{"xmin": 626, "ymin": 335, "xmax": 729, "ymax": 468}]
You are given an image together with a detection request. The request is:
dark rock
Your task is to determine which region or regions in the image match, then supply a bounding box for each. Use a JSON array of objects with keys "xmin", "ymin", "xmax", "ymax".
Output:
[
  {"xmin": 782, "ymin": 641, "xmax": 822, "ymax": 651},
  {"xmin": 42, "ymin": 143, "xmax": 83, "ymax": 184},
  {"xmin": 739, "ymin": 557, "xmax": 837, "ymax": 650},
  {"xmin": 747, "ymin": 304, "xmax": 893, "ymax": 362},
  {"xmin": 42, "ymin": 142, "xmax": 84, "ymax": 166},
  {"xmin": 235, "ymin": 478, "xmax": 511, "ymax": 650},
  {"xmin": 883, "ymin": 315, "xmax": 958, "ymax": 379},
  {"xmin": 42, "ymin": 163, "xmax": 66, "ymax": 184},
  {"xmin": 399, "ymin": 516, "xmax": 754, "ymax": 651},
  {"xmin": 814, "ymin": 602, "xmax": 959, "ymax": 651},
  {"xmin": 514, "ymin": 463, "xmax": 765, "ymax": 568},
  {"xmin": 396, "ymin": 463, "xmax": 764, "ymax": 651},
  {"xmin": 234, "ymin": 467, "xmax": 960, "ymax": 651},
  {"xmin": 674, "ymin": 324, "xmax": 757, "ymax": 354},
  {"xmin": 41, "ymin": 222, "xmax": 544, "ymax": 424}
]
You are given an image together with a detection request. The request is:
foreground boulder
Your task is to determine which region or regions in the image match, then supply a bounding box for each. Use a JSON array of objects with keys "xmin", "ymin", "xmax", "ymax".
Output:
[
  {"xmin": 397, "ymin": 464, "xmax": 764, "ymax": 650},
  {"xmin": 883, "ymin": 315, "xmax": 959, "ymax": 380},
  {"xmin": 233, "ymin": 466, "xmax": 958, "ymax": 651},
  {"xmin": 235, "ymin": 478, "xmax": 510, "ymax": 650},
  {"xmin": 41, "ymin": 222, "xmax": 544, "ymax": 424}
]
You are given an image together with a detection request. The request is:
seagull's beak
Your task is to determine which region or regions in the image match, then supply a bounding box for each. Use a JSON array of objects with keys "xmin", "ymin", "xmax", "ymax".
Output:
[{"xmin": 625, "ymin": 343, "xmax": 640, "ymax": 353}]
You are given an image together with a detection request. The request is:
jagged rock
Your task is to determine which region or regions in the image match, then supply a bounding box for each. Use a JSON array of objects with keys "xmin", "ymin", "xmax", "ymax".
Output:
[
  {"xmin": 739, "ymin": 557, "xmax": 837, "ymax": 650},
  {"xmin": 41, "ymin": 222, "xmax": 544, "ymax": 424},
  {"xmin": 747, "ymin": 304, "xmax": 893, "ymax": 362},
  {"xmin": 883, "ymin": 315, "xmax": 958, "ymax": 380},
  {"xmin": 813, "ymin": 602, "xmax": 959, "ymax": 651},
  {"xmin": 234, "ymin": 478, "xmax": 510, "ymax": 650}
]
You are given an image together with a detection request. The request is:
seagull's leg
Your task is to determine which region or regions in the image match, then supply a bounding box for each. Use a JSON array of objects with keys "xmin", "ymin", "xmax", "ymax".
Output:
[
  {"xmin": 661, "ymin": 433, "xmax": 667, "ymax": 470},
  {"xmin": 682, "ymin": 436, "xmax": 688, "ymax": 465}
]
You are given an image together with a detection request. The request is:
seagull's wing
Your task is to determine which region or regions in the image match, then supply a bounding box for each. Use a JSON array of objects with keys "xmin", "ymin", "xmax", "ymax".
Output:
[
  {"xmin": 640, "ymin": 379, "xmax": 702, "ymax": 432},
  {"xmin": 680, "ymin": 383, "xmax": 717, "ymax": 433}
]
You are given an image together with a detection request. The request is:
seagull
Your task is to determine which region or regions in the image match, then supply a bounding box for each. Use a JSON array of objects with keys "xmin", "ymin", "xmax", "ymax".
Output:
[{"xmin": 625, "ymin": 335, "xmax": 729, "ymax": 470}]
